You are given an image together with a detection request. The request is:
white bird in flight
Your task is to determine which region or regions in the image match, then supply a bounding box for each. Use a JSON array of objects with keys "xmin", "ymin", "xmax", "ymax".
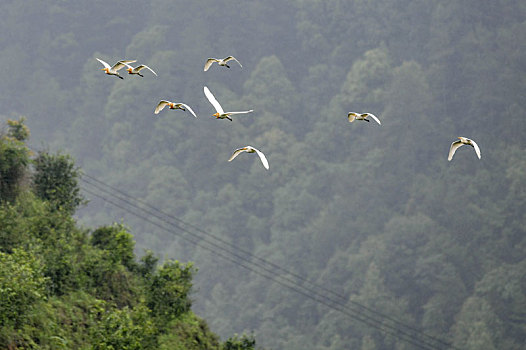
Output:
[
  {"xmin": 154, "ymin": 100, "xmax": 197, "ymax": 118},
  {"xmin": 229, "ymin": 146, "xmax": 269, "ymax": 170},
  {"xmin": 96, "ymin": 58, "xmax": 136, "ymax": 79},
  {"xmin": 204, "ymin": 56, "xmax": 242, "ymax": 71},
  {"xmin": 122, "ymin": 63, "xmax": 158, "ymax": 77},
  {"xmin": 203, "ymin": 86, "xmax": 253, "ymax": 121},
  {"xmin": 347, "ymin": 112, "xmax": 381, "ymax": 125},
  {"xmin": 448, "ymin": 137, "xmax": 481, "ymax": 161}
]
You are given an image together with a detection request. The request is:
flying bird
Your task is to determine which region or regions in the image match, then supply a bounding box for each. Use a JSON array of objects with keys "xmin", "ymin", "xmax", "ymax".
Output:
[
  {"xmin": 347, "ymin": 112, "xmax": 381, "ymax": 125},
  {"xmin": 96, "ymin": 58, "xmax": 136, "ymax": 79},
  {"xmin": 122, "ymin": 63, "xmax": 158, "ymax": 77},
  {"xmin": 448, "ymin": 137, "xmax": 481, "ymax": 161},
  {"xmin": 154, "ymin": 100, "xmax": 197, "ymax": 118},
  {"xmin": 229, "ymin": 146, "xmax": 269, "ymax": 170},
  {"xmin": 203, "ymin": 86, "xmax": 253, "ymax": 121},
  {"xmin": 204, "ymin": 56, "xmax": 242, "ymax": 71}
]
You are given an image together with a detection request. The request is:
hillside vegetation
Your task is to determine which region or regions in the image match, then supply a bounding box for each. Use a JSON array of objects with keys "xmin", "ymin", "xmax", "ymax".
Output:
[
  {"xmin": 0, "ymin": 1, "xmax": 524, "ymax": 349},
  {"xmin": 0, "ymin": 119, "xmax": 259, "ymax": 349}
]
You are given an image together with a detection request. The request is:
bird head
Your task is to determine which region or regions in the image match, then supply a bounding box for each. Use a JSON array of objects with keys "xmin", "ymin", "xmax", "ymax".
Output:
[
  {"xmin": 127, "ymin": 68, "xmax": 133, "ymax": 73},
  {"xmin": 213, "ymin": 112, "xmax": 220, "ymax": 118}
]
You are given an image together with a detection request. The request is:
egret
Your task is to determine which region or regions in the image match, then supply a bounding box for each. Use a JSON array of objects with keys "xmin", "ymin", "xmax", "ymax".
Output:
[
  {"xmin": 229, "ymin": 146, "xmax": 269, "ymax": 170},
  {"xmin": 204, "ymin": 56, "xmax": 242, "ymax": 71},
  {"xmin": 154, "ymin": 100, "xmax": 197, "ymax": 118},
  {"xmin": 96, "ymin": 58, "xmax": 136, "ymax": 79},
  {"xmin": 123, "ymin": 63, "xmax": 158, "ymax": 77},
  {"xmin": 203, "ymin": 86, "xmax": 253, "ymax": 121},
  {"xmin": 448, "ymin": 137, "xmax": 481, "ymax": 161},
  {"xmin": 347, "ymin": 112, "xmax": 381, "ymax": 125}
]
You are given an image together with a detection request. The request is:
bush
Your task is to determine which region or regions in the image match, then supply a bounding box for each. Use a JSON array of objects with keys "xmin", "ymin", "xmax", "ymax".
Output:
[{"xmin": 33, "ymin": 150, "xmax": 85, "ymax": 213}]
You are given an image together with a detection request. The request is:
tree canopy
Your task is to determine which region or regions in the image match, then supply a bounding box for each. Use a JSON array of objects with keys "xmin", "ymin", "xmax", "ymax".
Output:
[
  {"xmin": 0, "ymin": 1, "xmax": 525, "ymax": 349},
  {"xmin": 0, "ymin": 119, "xmax": 262, "ymax": 349}
]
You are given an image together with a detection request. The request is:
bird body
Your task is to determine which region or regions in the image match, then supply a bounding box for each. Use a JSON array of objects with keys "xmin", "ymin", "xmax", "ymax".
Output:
[
  {"xmin": 123, "ymin": 63, "xmax": 158, "ymax": 77},
  {"xmin": 347, "ymin": 112, "xmax": 381, "ymax": 125},
  {"xmin": 155, "ymin": 100, "xmax": 197, "ymax": 118},
  {"xmin": 229, "ymin": 146, "xmax": 269, "ymax": 170},
  {"xmin": 204, "ymin": 56, "xmax": 242, "ymax": 71},
  {"xmin": 448, "ymin": 137, "xmax": 481, "ymax": 161},
  {"xmin": 96, "ymin": 58, "xmax": 136, "ymax": 79},
  {"xmin": 203, "ymin": 86, "xmax": 253, "ymax": 121}
]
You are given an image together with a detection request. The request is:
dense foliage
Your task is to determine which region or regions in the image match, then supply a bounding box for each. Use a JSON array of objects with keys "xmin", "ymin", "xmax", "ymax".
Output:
[
  {"xmin": 0, "ymin": 119, "xmax": 260, "ymax": 349},
  {"xmin": 0, "ymin": 1, "xmax": 525, "ymax": 349}
]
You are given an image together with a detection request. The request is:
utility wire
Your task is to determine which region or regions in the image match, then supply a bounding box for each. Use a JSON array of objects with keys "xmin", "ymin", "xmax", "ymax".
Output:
[
  {"xmin": 2, "ymin": 148, "xmax": 452, "ymax": 350},
  {"xmin": 81, "ymin": 184, "xmax": 443, "ymax": 350},
  {"xmin": 82, "ymin": 173, "xmax": 454, "ymax": 349},
  {"xmin": 81, "ymin": 177, "xmax": 455, "ymax": 350},
  {"xmin": 1, "ymin": 145, "xmax": 457, "ymax": 349},
  {"xmin": 81, "ymin": 177, "xmax": 453, "ymax": 350}
]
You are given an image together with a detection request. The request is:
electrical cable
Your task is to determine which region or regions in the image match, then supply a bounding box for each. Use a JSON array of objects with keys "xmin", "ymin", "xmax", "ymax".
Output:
[
  {"xmin": 81, "ymin": 184, "xmax": 443, "ymax": 350},
  {"xmin": 81, "ymin": 177, "xmax": 456, "ymax": 350},
  {"xmin": 0, "ymin": 148, "xmax": 454, "ymax": 349},
  {"xmin": 82, "ymin": 173, "xmax": 454, "ymax": 349}
]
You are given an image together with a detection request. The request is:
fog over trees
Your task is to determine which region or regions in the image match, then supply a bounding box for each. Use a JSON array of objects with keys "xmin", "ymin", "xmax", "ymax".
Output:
[{"xmin": 1, "ymin": 1, "xmax": 525, "ymax": 349}]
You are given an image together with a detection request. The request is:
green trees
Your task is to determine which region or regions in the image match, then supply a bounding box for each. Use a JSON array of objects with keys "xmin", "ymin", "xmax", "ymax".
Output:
[
  {"xmin": 147, "ymin": 260, "xmax": 194, "ymax": 324},
  {"xmin": 452, "ymin": 261, "xmax": 526, "ymax": 350},
  {"xmin": 222, "ymin": 334, "xmax": 257, "ymax": 350},
  {"xmin": 33, "ymin": 151, "xmax": 85, "ymax": 213},
  {"xmin": 0, "ymin": 249, "xmax": 47, "ymax": 330},
  {"xmin": 452, "ymin": 297, "xmax": 501, "ymax": 350},
  {"xmin": 0, "ymin": 118, "xmax": 31, "ymax": 202},
  {"xmin": 90, "ymin": 305, "xmax": 157, "ymax": 350},
  {"xmin": 0, "ymin": 1, "xmax": 524, "ymax": 349},
  {"xmin": 0, "ymin": 119, "xmax": 264, "ymax": 350},
  {"xmin": 91, "ymin": 224, "xmax": 136, "ymax": 269}
]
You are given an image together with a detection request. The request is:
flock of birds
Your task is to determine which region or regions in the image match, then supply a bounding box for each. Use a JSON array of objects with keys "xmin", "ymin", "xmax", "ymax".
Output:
[{"xmin": 96, "ymin": 56, "xmax": 481, "ymax": 168}]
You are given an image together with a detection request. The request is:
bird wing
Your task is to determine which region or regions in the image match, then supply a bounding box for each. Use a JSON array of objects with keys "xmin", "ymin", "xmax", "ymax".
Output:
[
  {"xmin": 347, "ymin": 112, "xmax": 357, "ymax": 123},
  {"xmin": 96, "ymin": 58, "xmax": 111, "ymax": 69},
  {"xmin": 448, "ymin": 140, "xmax": 464, "ymax": 161},
  {"xmin": 180, "ymin": 103, "xmax": 197, "ymax": 118},
  {"xmin": 226, "ymin": 110, "xmax": 253, "ymax": 115},
  {"xmin": 112, "ymin": 60, "xmax": 137, "ymax": 71},
  {"xmin": 120, "ymin": 61, "xmax": 134, "ymax": 69},
  {"xmin": 253, "ymin": 147, "xmax": 269, "ymax": 170},
  {"xmin": 203, "ymin": 86, "xmax": 224, "ymax": 114},
  {"xmin": 228, "ymin": 147, "xmax": 248, "ymax": 162},
  {"xmin": 204, "ymin": 58, "xmax": 218, "ymax": 71},
  {"xmin": 224, "ymin": 56, "xmax": 242, "ymax": 68},
  {"xmin": 470, "ymin": 139, "xmax": 481, "ymax": 159},
  {"xmin": 364, "ymin": 113, "xmax": 381, "ymax": 125},
  {"xmin": 155, "ymin": 100, "xmax": 171, "ymax": 114},
  {"xmin": 136, "ymin": 65, "xmax": 158, "ymax": 76}
]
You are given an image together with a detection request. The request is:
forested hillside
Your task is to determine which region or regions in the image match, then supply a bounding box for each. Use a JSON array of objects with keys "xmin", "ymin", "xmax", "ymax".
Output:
[
  {"xmin": 0, "ymin": 119, "xmax": 260, "ymax": 348},
  {"xmin": 0, "ymin": 1, "xmax": 525, "ymax": 349}
]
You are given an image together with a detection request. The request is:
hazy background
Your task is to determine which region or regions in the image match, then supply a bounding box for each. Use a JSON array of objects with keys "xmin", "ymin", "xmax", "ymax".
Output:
[{"xmin": 1, "ymin": 0, "xmax": 525, "ymax": 349}]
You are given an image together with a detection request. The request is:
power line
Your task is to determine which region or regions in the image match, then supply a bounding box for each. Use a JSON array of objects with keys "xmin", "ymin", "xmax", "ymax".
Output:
[
  {"xmin": 82, "ymin": 177, "xmax": 454, "ymax": 349},
  {"xmin": 82, "ymin": 173, "xmax": 454, "ymax": 349},
  {"xmin": 81, "ymin": 176, "xmax": 455, "ymax": 350},
  {"xmin": 1, "ymin": 148, "xmax": 454, "ymax": 349},
  {"xmin": 81, "ymin": 184, "xmax": 442, "ymax": 350}
]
